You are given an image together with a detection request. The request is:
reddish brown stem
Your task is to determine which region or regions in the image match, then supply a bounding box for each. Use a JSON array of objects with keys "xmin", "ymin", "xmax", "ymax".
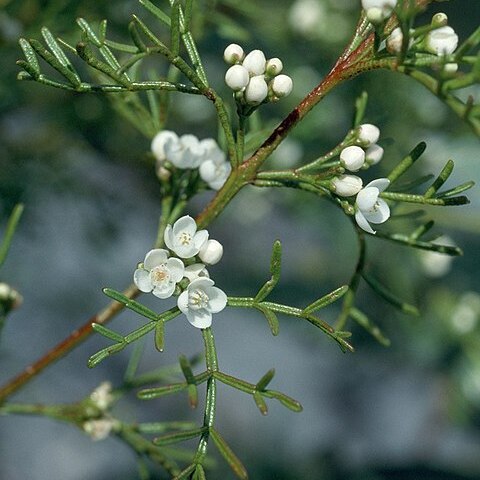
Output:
[{"xmin": 0, "ymin": 284, "xmax": 139, "ymax": 403}]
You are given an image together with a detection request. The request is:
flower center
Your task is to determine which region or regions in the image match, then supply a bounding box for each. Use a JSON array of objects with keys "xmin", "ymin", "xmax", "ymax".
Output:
[
  {"xmin": 189, "ymin": 289, "xmax": 209, "ymax": 310},
  {"xmin": 178, "ymin": 232, "xmax": 192, "ymax": 246},
  {"xmin": 150, "ymin": 265, "xmax": 170, "ymax": 286}
]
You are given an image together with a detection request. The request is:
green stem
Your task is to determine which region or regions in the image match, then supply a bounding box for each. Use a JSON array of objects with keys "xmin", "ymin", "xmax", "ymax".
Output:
[
  {"xmin": 194, "ymin": 328, "xmax": 218, "ymax": 466},
  {"xmin": 335, "ymin": 231, "xmax": 366, "ymax": 330}
]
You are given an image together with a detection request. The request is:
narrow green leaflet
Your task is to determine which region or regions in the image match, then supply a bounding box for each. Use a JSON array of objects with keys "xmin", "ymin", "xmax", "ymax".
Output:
[
  {"xmin": 350, "ymin": 308, "xmax": 391, "ymax": 347},
  {"xmin": 255, "ymin": 369, "xmax": 275, "ymax": 391},
  {"xmin": 254, "ymin": 305, "xmax": 280, "ymax": 336},
  {"xmin": 91, "ymin": 323, "xmax": 125, "ymax": 343},
  {"xmin": 387, "ymin": 142, "xmax": 426, "ymax": 184},
  {"xmin": 303, "ymin": 285, "xmax": 349, "ymax": 314},
  {"xmin": 254, "ymin": 240, "xmax": 282, "ymax": 302},
  {"xmin": 0, "ymin": 204, "xmax": 24, "ymax": 268},
  {"xmin": 153, "ymin": 427, "xmax": 207, "ymax": 446},
  {"xmin": 139, "ymin": 0, "xmax": 172, "ymax": 27},
  {"xmin": 103, "ymin": 288, "xmax": 159, "ymax": 321},
  {"xmin": 210, "ymin": 428, "xmax": 248, "ymax": 480},
  {"xmin": 138, "ymin": 382, "xmax": 188, "ymax": 400},
  {"xmin": 424, "ymin": 160, "xmax": 454, "ymax": 198},
  {"xmin": 155, "ymin": 320, "xmax": 165, "ymax": 352}
]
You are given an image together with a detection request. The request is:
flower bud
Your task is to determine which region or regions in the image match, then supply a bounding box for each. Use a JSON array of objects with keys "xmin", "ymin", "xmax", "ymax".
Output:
[
  {"xmin": 431, "ymin": 13, "xmax": 448, "ymax": 28},
  {"xmin": 266, "ymin": 58, "xmax": 283, "ymax": 76},
  {"xmin": 242, "ymin": 49, "xmax": 266, "ymax": 76},
  {"xmin": 362, "ymin": 0, "xmax": 397, "ymax": 23},
  {"xmin": 387, "ymin": 27, "xmax": 403, "ymax": 54},
  {"xmin": 365, "ymin": 144, "xmax": 384, "ymax": 165},
  {"xmin": 151, "ymin": 130, "xmax": 178, "ymax": 162},
  {"xmin": 426, "ymin": 26, "xmax": 458, "ymax": 55},
  {"xmin": 271, "ymin": 74, "xmax": 293, "ymax": 98},
  {"xmin": 444, "ymin": 62, "xmax": 458, "ymax": 74},
  {"xmin": 332, "ymin": 175, "xmax": 363, "ymax": 197},
  {"xmin": 0, "ymin": 282, "xmax": 23, "ymax": 311},
  {"xmin": 199, "ymin": 239, "xmax": 223, "ymax": 265},
  {"xmin": 245, "ymin": 75, "xmax": 268, "ymax": 104},
  {"xmin": 225, "ymin": 65, "xmax": 250, "ymax": 91},
  {"xmin": 340, "ymin": 146, "xmax": 366, "ymax": 171},
  {"xmin": 224, "ymin": 43, "xmax": 244, "ymax": 64},
  {"xmin": 358, "ymin": 123, "xmax": 380, "ymax": 146}
]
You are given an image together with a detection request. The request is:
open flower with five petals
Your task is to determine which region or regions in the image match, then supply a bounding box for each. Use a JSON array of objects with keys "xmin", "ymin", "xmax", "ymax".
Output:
[
  {"xmin": 134, "ymin": 249, "xmax": 185, "ymax": 299},
  {"xmin": 177, "ymin": 277, "xmax": 227, "ymax": 329},
  {"xmin": 354, "ymin": 179, "xmax": 391, "ymax": 234},
  {"xmin": 164, "ymin": 215, "xmax": 209, "ymax": 258}
]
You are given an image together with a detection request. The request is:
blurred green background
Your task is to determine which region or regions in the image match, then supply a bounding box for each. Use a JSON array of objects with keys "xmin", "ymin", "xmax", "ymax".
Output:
[{"xmin": 1, "ymin": 0, "xmax": 480, "ymax": 479}]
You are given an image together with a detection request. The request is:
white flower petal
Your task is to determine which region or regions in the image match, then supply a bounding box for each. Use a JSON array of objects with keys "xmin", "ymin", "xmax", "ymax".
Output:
[
  {"xmin": 194, "ymin": 230, "xmax": 209, "ymax": 251},
  {"xmin": 364, "ymin": 199, "xmax": 390, "ymax": 224},
  {"xmin": 356, "ymin": 187, "xmax": 379, "ymax": 211},
  {"xmin": 134, "ymin": 269, "xmax": 153, "ymax": 292},
  {"xmin": 207, "ymin": 287, "xmax": 228, "ymax": 313},
  {"xmin": 189, "ymin": 277, "xmax": 215, "ymax": 290},
  {"xmin": 167, "ymin": 258, "xmax": 185, "ymax": 282},
  {"xmin": 173, "ymin": 244, "xmax": 197, "ymax": 259},
  {"xmin": 365, "ymin": 178, "xmax": 390, "ymax": 192},
  {"xmin": 152, "ymin": 283, "xmax": 175, "ymax": 299},
  {"xmin": 144, "ymin": 249, "xmax": 169, "ymax": 270},
  {"xmin": 151, "ymin": 131, "xmax": 178, "ymax": 161},
  {"xmin": 164, "ymin": 225, "xmax": 174, "ymax": 251},
  {"xmin": 173, "ymin": 216, "xmax": 197, "ymax": 237},
  {"xmin": 355, "ymin": 210, "xmax": 376, "ymax": 234},
  {"xmin": 184, "ymin": 264, "xmax": 210, "ymax": 281},
  {"xmin": 186, "ymin": 309, "xmax": 212, "ymax": 329},
  {"xmin": 177, "ymin": 291, "xmax": 189, "ymax": 314}
]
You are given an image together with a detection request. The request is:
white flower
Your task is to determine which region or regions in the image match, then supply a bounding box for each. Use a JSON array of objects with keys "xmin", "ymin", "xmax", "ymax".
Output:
[
  {"xmin": 354, "ymin": 178, "xmax": 390, "ymax": 234},
  {"xmin": 164, "ymin": 134, "xmax": 205, "ymax": 169},
  {"xmin": 184, "ymin": 263, "xmax": 210, "ymax": 282},
  {"xmin": 358, "ymin": 123, "xmax": 380, "ymax": 146},
  {"xmin": 242, "ymin": 50, "xmax": 266, "ymax": 76},
  {"xmin": 266, "ymin": 58, "xmax": 283, "ymax": 76},
  {"xmin": 225, "ymin": 65, "xmax": 250, "ymax": 91},
  {"xmin": 271, "ymin": 74, "xmax": 293, "ymax": 98},
  {"xmin": 134, "ymin": 249, "xmax": 185, "ymax": 299},
  {"xmin": 177, "ymin": 278, "xmax": 227, "ymax": 329},
  {"xmin": 199, "ymin": 139, "xmax": 231, "ymax": 190},
  {"xmin": 164, "ymin": 215, "xmax": 208, "ymax": 259},
  {"xmin": 151, "ymin": 130, "xmax": 179, "ymax": 162},
  {"xmin": 426, "ymin": 26, "xmax": 458, "ymax": 55},
  {"xmin": 245, "ymin": 75, "xmax": 269, "ymax": 104},
  {"xmin": 365, "ymin": 144, "xmax": 384, "ymax": 165},
  {"xmin": 332, "ymin": 175, "xmax": 363, "ymax": 197},
  {"xmin": 90, "ymin": 382, "xmax": 114, "ymax": 411},
  {"xmin": 224, "ymin": 43, "xmax": 244, "ymax": 64},
  {"xmin": 362, "ymin": 0, "xmax": 397, "ymax": 23},
  {"xmin": 83, "ymin": 418, "xmax": 117, "ymax": 441},
  {"xmin": 199, "ymin": 239, "xmax": 223, "ymax": 265},
  {"xmin": 340, "ymin": 145, "xmax": 366, "ymax": 171}
]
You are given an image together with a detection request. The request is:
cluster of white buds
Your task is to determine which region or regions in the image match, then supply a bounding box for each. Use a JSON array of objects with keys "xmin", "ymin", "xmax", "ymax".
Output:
[
  {"xmin": 338, "ymin": 123, "xmax": 383, "ymax": 174},
  {"xmin": 224, "ymin": 43, "xmax": 293, "ymax": 106},
  {"xmin": 134, "ymin": 216, "xmax": 227, "ymax": 329},
  {"xmin": 89, "ymin": 382, "xmax": 114, "ymax": 411},
  {"xmin": 361, "ymin": 0, "xmax": 397, "ymax": 25},
  {"xmin": 331, "ymin": 123, "xmax": 390, "ymax": 234},
  {"xmin": 83, "ymin": 418, "xmax": 119, "ymax": 441},
  {"xmin": 151, "ymin": 131, "xmax": 231, "ymax": 191}
]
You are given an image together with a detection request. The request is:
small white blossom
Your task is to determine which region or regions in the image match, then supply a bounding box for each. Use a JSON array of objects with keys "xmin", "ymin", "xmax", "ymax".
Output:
[
  {"xmin": 199, "ymin": 239, "xmax": 223, "ymax": 265},
  {"xmin": 224, "ymin": 43, "xmax": 244, "ymax": 64},
  {"xmin": 164, "ymin": 134, "xmax": 206, "ymax": 169},
  {"xmin": 225, "ymin": 64, "xmax": 250, "ymax": 91},
  {"xmin": 245, "ymin": 75, "xmax": 269, "ymax": 104},
  {"xmin": 355, "ymin": 178, "xmax": 390, "ymax": 234},
  {"xmin": 365, "ymin": 144, "xmax": 384, "ymax": 165},
  {"xmin": 362, "ymin": 0, "xmax": 397, "ymax": 24},
  {"xmin": 271, "ymin": 74, "xmax": 294, "ymax": 98},
  {"xmin": 177, "ymin": 278, "xmax": 227, "ymax": 329},
  {"xmin": 90, "ymin": 382, "xmax": 114, "ymax": 411},
  {"xmin": 358, "ymin": 123, "xmax": 380, "ymax": 146},
  {"xmin": 332, "ymin": 175, "xmax": 363, "ymax": 197},
  {"xmin": 199, "ymin": 139, "xmax": 231, "ymax": 190},
  {"xmin": 242, "ymin": 49, "xmax": 266, "ymax": 76},
  {"xmin": 444, "ymin": 62, "xmax": 458, "ymax": 74},
  {"xmin": 134, "ymin": 249, "xmax": 185, "ymax": 299},
  {"xmin": 184, "ymin": 263, "xmax": 210, "ymax": 282},
  {"xmin": 151, "ymin": 130, "xmax": 179, "ymax": 162},
  {"xmin": 83, "ymin": 418, "xmax": 117, "ymax": 441},
  {"xmin": 164, "ymin": 215, "xmax": 209, "ymax": 259},
  {"xmin": 266, "ymin": 58, "xmax": 283, "ymax": 76},
  {"xmin": 426, "ymin": 26, "xmax": 458, "ymax": 55},
  {"xmin": 340, "ymin": 145, "xmax": 366, "ymax": 171}
]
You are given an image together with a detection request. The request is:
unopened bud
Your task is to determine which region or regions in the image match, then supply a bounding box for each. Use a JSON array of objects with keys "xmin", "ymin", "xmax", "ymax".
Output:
[
  {"xmin": 332, "ymin": 175, "xmax": 363, "ymax": 197},
  {"xmin": 199, "ymin": 239, "xmax": 223, "ymax": 265},
  {"xmin": 271, "ymin": 74, "xmax": 293, "ymax": 98},
  {"xmin": 358, "ymin": 123, "xmax": 380, "ymax": 146},
  {"xmin": 245, "ymin": 75, "xmax": 268, "ymax": 104},
  {"xmin": 242, "ymin": 50, "xmax": 267, "ymax": 76},
  {"xmin": 365, "ymin": 144, "xmax": 384, "ymax": 165},
  {"xmin": 225, "ymin": 65, "xmax": 250, "ymax": 91},
  {"xmin": 265, "ymin": 58, "xmax": 283, "ymax": 76},
  {"xmin": 340, "ymin": 146, "xmax": 366, "ymax": 172},
  {"xmin": 431, "ymin": 13, "xmax": 448, "ymax": 27},
  {"xmin": 224, "ymin": 43, "xmax": 244, "ymax": 64}
]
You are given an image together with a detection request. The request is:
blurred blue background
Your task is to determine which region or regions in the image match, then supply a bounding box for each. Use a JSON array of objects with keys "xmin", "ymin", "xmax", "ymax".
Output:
[{"xmin": 1, "ymin": 0, "xmax": 480, "ymax": 478}]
